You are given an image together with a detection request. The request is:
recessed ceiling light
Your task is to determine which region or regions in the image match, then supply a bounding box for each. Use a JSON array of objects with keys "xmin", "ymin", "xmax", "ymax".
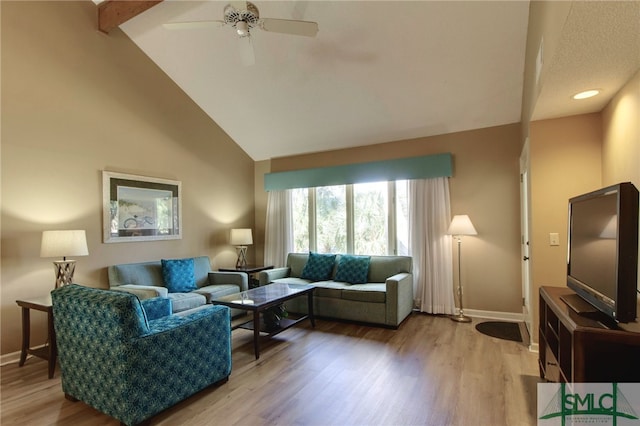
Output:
[{"xmin": 572, "ymin": 89, "xmax": 600, "ymax": 100}]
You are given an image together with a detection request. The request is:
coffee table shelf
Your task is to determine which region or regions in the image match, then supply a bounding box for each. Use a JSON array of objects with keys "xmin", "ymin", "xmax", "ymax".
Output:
[
  {"xmin": 213, "ymin": 283, "xmax": 315, "ymax": 359},
  {"xmin": 237, "ymin": 314, "xmax": 308, "ymax": 336}
]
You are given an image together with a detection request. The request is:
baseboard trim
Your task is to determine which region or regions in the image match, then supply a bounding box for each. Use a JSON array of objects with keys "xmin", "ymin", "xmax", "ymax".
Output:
[
  {"xmin": 462, "ymin": 308, "xmax": 524, "ymax": 322},
  {"xmin": 1, "ymin": 350, "xmax": 23, "ymax": 367}
]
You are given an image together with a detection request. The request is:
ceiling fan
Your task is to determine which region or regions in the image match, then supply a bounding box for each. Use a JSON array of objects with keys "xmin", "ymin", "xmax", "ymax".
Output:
[{"xmin": 163, "ymin": 1, "xmax": 319, "ymax": 65}]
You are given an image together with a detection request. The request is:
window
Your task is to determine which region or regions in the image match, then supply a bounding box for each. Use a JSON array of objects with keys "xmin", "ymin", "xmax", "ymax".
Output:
[
  {"xmin": 292, "ymin": 188, "xmax": 309, "ymax": 253},
  {"xmin": 292, "ymin": 181, "xmax": 408, "ymax": 255},
  {"xmin": 396, "ymin": 180, "xmax": 409, "ymax": 256},
  {"xmin": 316, "ymin": 185, "xmax": 346, "ymax": 253},
  {"xmin": 353, "ymin": 182, "xmax": 388, "ymax": 255}
]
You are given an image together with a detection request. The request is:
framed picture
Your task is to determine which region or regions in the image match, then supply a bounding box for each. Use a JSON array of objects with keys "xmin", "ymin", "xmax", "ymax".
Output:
[{"xmin": 102, "ymin": 171, "xmax": 182, "ymax": 243}]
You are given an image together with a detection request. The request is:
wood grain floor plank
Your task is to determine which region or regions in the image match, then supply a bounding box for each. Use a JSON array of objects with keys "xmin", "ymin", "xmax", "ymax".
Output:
[{"xmin": 1, "ymin": 314, "xmax": 540, "ymax": 426}]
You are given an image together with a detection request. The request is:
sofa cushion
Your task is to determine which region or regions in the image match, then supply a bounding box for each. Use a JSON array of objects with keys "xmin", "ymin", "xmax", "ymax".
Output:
[
  {"xmin": 162, "ymin": 258, "xmax": 196, "ymax": 293},
  {"xmin": 272, "ymin": 277, "xmax": 313, "ymax": 286},
  {"xmin": 194, "ymin": 284, "xmax": 242, "ymax": 303},
  {"xmin": 167, "ymin": 292, "xmax": 207, "ymax": 313},
  {"xmin": 341, "ymin": 283, "xmax": 387, "ymax": 303},
  {"xmin": 301, "ymin": 252, "xmax": 336, "ymax": 281},
  {"xmin": 334, "ymin": 255, "xmax": 371, "ymax": 284},
  {"xmin": 313, "ymin": 281, "xmax": 351, "ymax": 299}
]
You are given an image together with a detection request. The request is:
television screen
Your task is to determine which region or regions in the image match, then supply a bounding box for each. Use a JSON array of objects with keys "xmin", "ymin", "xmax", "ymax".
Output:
[
  {"xmin": 569, "ymin": 192, "xmax": 617, "ymax": 303},
  {"xmin": 566, "ymin": 182, "xmax": 638, "ymax": 323}
]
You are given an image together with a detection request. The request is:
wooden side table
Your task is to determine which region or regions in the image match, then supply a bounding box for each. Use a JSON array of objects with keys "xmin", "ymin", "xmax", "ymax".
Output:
[
  {"xmin": 16, "ymin": 295, "xmax": 57, "ymax": 379},
  {"xmin": 219, "ymin": 265, "xmax": 274, "ymax": 288}
]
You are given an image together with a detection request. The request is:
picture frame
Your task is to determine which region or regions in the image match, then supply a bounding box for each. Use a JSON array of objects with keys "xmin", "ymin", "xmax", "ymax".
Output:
[{"xmin": 102, "ymin": 171, "xmax": 182, "ymax": 243}]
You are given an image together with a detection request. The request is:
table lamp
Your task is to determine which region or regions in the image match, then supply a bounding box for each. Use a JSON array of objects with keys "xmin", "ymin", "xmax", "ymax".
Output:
[
  {"xmin": 447, "ymin": 215, "xmax": 477, "ymax": 323},
  {"xmin": 40, "ymin": 230, "xmax": 89, "ymax": 288},
  {"xmin": 230, "ymin": 228, "xmax": 253, "ymax": 268}
]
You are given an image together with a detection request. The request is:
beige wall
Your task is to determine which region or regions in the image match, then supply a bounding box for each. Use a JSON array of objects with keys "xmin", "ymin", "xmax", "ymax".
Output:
[
  {"xmin": 527, "ymin": 69, "xmax": 640, "ymax": 344},
  {"xmin": 520, "ymin": 1, "xmax": 640, "ymax": 345},
  {"xmin": 529, "ymin": 113, "xmax": 603, "ymax": 342},
  {"xmin": 602, "ymin": 69, "xmax": 640, "ymax": 187},
  {"xmin": 253, "ymin": 160, "xmax": 271, "ymax": 264},
  {"xmin": 1, "ymin": 1, "xmax": 255, "ymax": 355},
  {"xmin": 262, "ymin": 123, "xmax": 524, "ymax": 314}
]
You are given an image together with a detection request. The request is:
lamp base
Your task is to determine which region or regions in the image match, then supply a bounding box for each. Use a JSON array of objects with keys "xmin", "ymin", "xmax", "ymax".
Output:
[
  {"xmin": 450, "ymin": 312, "xmax": 472, "ymax": 323},
  {"xmin": 53, "ymin": 260, "xmax": 76, "ymax": 288},
  {"xmin": 235, "ymin": 246, "xmax": 248, "ymax": 268}
]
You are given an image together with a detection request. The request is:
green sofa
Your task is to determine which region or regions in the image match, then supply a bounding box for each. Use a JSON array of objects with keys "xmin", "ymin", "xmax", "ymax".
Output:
[
  {"xmin": 108, "ymin": 256, "xmax": 247, "ymax": 316},
  {"xmin": 258, "ymin": 253, "xmax": 413, "ymax": 328}
]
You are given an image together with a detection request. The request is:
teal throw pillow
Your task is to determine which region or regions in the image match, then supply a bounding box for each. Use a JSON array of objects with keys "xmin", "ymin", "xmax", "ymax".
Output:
[
  {"xmin": 161, "ymin": 258, "xmax": 196, "ymax": 293},
  {"xmin": 334, "ymin": 255, "xmax": 371, "ymax": 284},
  {"xmin": 301, "ymin": 252, "xmax": 336, "ymax": 282}
]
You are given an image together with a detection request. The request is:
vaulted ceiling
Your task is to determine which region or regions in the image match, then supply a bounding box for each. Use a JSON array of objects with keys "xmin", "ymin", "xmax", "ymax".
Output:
[{"xmin": 100, "ymin": 1, "xmax": 640, "ymax": 161}]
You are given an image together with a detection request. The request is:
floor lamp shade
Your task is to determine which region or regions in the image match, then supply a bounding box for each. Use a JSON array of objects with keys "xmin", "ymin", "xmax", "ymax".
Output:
[
  {"xmin": 446, "ymin": 215, "xmax": 476, "ymax": 323},
  {"xmin": 447, "ymin": 215, "xmax": 477, "ymax": 236},
  {"xmin": 40, "ymin": 230, "xmax": 89, "ymax": 288},
  {"xmin": 230, "ymin": 228, "xmax": 253, "ymax": 268}
]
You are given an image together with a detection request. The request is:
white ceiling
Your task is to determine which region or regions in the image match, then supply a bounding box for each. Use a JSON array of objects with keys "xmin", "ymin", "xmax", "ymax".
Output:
[{"xmin": 119, "ymin": 1, "xmax": 640, "ymax": 161}]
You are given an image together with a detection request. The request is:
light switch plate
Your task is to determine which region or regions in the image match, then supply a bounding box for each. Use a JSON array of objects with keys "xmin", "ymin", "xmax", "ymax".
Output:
[{"xmin": 549, "ymin": 233, "xmax": 560, "ymax": 246}]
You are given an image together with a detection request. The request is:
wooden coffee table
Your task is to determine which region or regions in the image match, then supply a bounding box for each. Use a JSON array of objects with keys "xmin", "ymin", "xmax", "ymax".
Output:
[{"xmin": 212, "ymin": 282, "xmax": 315, "ymax": 359}]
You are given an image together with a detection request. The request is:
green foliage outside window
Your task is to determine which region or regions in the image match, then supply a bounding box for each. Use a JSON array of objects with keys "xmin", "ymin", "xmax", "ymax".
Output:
[{"xmin": 292, "ymin": 181, "xmax": 408, "ymax": 256}]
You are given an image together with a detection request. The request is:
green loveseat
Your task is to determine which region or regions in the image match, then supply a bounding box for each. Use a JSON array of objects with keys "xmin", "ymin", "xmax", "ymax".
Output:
[
  {"xmin": 108, "ymin": 256, "xmax": 247, "ymax": 316},
  {"xmin": 258, "ymin": 253, "xmax": 413, "ymax": 328}
]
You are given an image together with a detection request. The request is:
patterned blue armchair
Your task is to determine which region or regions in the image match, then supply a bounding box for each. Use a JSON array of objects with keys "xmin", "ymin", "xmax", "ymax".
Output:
[{"xmin": 51, "ymin": 284, "xmax": 231, "ymax": 426}]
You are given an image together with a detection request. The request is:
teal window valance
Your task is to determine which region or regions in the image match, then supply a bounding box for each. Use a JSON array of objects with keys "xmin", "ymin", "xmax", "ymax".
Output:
[{"xmin": 264, "ymin": 153, "xmax": 452, "ymax": 191}]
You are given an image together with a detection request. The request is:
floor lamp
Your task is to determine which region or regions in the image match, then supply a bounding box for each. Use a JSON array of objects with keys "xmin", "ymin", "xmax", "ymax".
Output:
[{"xmin": 447, "ymin": 215, "xmax": 477, "ymax": 323}]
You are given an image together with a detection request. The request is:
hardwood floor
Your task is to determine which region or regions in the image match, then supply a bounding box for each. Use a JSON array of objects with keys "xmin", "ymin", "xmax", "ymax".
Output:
[{"xmin": 1, "ymin": 313, "xmax": 540, "ymax": 426}]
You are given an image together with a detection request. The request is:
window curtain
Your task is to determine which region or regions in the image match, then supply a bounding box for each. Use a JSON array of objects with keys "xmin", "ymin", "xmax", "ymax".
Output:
[
  {"xmin": 408, "ymin": 177, "xmax": 455, "ymax": 314},
  {"xmin": 264, "ymin": 190, "xmax": 294, "ymax": 267}
]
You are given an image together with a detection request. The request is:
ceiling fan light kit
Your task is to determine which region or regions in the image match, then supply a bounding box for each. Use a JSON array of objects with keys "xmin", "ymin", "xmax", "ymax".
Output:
[
  {"xmin": 235, "ymin": 20, "xmax": 249, "ymax": 37},
  {"xmin": 224, "ymin": 1, "xmax": 259, "ymax": 36},
  {"xmin": 165, "ymin": 1, "xmax": 319, "ymax": 64}
]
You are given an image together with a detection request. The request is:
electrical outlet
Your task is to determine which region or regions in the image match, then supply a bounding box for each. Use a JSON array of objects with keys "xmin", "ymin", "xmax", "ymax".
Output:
[{"xmin": 549, "ymin": 233, "xmax": 560, "ymax": 246}]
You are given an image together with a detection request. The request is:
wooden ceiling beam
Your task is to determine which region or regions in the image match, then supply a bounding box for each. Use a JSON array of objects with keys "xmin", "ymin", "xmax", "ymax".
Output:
[{"xmin": 98, "ymin": 0, "xmax": 163, "ymax": 34}]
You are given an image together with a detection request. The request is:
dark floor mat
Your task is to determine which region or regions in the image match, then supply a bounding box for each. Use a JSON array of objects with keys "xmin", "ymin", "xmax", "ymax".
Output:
[{"xmin": 475, "ymin": 321, "xmax": 523, "ymax": 342}]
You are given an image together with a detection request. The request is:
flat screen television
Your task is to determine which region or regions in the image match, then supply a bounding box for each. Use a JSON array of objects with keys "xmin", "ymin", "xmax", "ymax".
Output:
[{"xmin": 566, "ymin": 182, "xmax": 639, "ymax": 323}]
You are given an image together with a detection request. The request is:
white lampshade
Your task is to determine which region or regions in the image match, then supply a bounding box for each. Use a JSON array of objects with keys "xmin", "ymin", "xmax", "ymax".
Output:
[
  {"xmin": 230, "ymin": 228, "xmax": 253, "ymax": 246},
  {"xmin": 447, "ymin": 215, "xmax": 477, "ymax": 236},
  {"xmin": 40, "ymin": 230, "xmax": 89, "ymax": 259}
]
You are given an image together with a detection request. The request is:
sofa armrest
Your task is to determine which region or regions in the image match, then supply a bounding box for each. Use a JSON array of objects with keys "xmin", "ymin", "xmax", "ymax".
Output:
[
  {"xmin": 208, "ymin": 271, "xmax": 248, "ymax": 292},
  {"xmin": 258, "ymin": 267, "xmax": 291, "ymax": 285},
  {"xmin": 385, "ymin": 272, "xmax": 414, "ymax": 327},
  {"xmin": 111, "ymin": 285, "xmax": 168, "ymax": 300},
  {"xmin": 141, "ymin": 297, "xmax": 172, "ymax": 320}
]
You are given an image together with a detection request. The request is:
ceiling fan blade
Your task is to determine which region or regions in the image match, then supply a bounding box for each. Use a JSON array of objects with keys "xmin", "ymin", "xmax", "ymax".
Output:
[
  {"xmin": 238, "ymin": 36, "xmax": 255, "ymax": 66},
  {"xmin": 261, "ymin": 18, "xmax": 319, "ymax": 37},
  {"xmin": 163, "ymin": 20, "xmax": 225, "ymax": 30}
]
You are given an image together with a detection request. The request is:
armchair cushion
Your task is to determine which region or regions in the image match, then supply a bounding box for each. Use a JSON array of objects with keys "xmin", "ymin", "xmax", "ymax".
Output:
[
  {"xmin": 140, "ymin": 297, "xmax": 172, "ymax": 320},
  {"xmin": 162, "ymin": 258, "xmax": 196, "ymax": 293}
]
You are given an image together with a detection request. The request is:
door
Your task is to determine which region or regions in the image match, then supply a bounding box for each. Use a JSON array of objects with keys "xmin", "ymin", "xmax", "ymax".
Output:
[{"xmin": 520, "ymin": 139, "xmax": 532, "ymax": 342}]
